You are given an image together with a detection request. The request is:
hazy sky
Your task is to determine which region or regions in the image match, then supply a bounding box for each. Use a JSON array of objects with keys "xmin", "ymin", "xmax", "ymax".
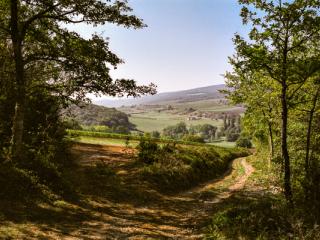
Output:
[{"xmin": 71, "ymin": 0, "xmax": 246, "ymax": 94}]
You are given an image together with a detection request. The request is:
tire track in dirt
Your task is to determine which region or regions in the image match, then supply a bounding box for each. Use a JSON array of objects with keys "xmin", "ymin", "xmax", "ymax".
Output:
[
  {"xmin": 70, "ymin": 146, "xmax": 255, "ymax": 240},
  {"xmin": 7, "ymin": 145, "xmax": 254, "ymax": 240}
]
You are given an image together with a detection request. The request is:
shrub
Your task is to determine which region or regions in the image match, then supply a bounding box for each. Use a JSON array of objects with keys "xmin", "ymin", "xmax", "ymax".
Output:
[
  {"xmin": 136, "ymin": 138, "xmax": 159, "ymax": 164},
  {"xmin": 236, "ymin": 137, "xmax": 252, "ymax": 148},
  {"xmin": 226, "ymin": 132, "xmax": 240, "ymax": 142},
  {"xmin": 138, "ymin": 144, "xmax": 249, "ymax": 193},
  {"xmin": 182, "ymin": 135, "xmax": 205, "ymax": 143},
  {"xmin": 151, "ymin": 131, "xmax": 160, "ymax": 138},
  {"xmin": 0, "ymin": 163, "xmax": 53, "ymax": 202}
]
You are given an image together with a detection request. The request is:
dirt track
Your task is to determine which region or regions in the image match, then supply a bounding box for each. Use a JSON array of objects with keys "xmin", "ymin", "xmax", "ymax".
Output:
[
  {"xmin": 63, "ymin": 144, "xmax": 255, "ymax": 239},
  {"xmin": 0, "ymin": 144, "xmax": 254, "ymax": 240}
]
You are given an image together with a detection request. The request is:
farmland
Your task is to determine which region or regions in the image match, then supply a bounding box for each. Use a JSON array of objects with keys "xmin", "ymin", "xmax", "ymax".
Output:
[
  {"xmin": 118, "ymin": 99, "xmax": 244, "ymax": 133},
  {"xmin": 68, "ymin": 129, "xmax": 234, "ymax": 148},
  {"xmin": 129, "ymin": 110, "xmax": 223, "ymax": 132}
]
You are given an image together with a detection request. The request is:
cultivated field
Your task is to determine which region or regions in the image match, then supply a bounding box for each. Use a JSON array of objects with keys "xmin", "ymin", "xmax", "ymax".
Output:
[{"xmin": 129, "ymin": 111, "xmax": 223, "ymax": 132}]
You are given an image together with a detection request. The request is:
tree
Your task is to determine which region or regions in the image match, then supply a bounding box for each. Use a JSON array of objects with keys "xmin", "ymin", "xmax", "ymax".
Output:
[
  {"xmin": 189, "ymin": 124, "xmax": 217, "ymax": 141},
  {"xmin": 225, "ymin": 72, "xmax": 280, "ymax": 166},
  {"xmin": 229, "ymin": 0, "xmax": 320, "ymax": 202},
  {"xmin": 0, "ymin": 0, "xmax": 156, "ymax": 160},
  {"xmin": 236, "ymin": 136, "xmax": 252, "ymax": 149},
  {"xmin": 163, "ymin": 122, "xmax": 188, "ymax": 140},
  {"xmin": 151, "ymin": 131, "xmax": 160, "ymax": 139}
]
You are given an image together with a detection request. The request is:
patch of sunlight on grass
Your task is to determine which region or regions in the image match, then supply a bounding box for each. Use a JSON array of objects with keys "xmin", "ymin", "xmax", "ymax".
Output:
[
  {"xmin": 77, "ymin": 136, "xmax": 139, "ymax": 147},
  {"xmin": 208, "ymin": 141, "xmax": 236, "ymax": 148}
]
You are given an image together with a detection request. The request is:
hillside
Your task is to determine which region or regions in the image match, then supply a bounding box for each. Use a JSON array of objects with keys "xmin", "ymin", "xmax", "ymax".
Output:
[
  {"xmin": 62, "ymin": 103, "xmax": 135, "ymax": 131},
  {"xmin": 93, "ymin": 85, "xmax": 243, "ymax": 134},
  {"xmin": 95, "ymin": 84, "xmax": 227, "ymax": 108}
]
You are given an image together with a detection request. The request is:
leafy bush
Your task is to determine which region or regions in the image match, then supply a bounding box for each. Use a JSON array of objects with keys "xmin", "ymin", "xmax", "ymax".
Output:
[
  {"xmin": 189, "ymin": 124, "xmax": 217, "ymax": 141},
  {"xmin": 137, "ymin": 142, "xmax": 249, "ymax": 193},
  {"xmin": 182, "ymin": 134, "xmax": 205, "ymax": 143},
  {"xmin": 226, "ymin": 131, "xmax": 240, "ymax": 142},
  {"xmin": 136, "ymin": 138, "xmax": 159, "ymax": 164},
  {"xmin": 162, "ymin": 122, "xmax": 188, "ymax": 139},
  {"xmin": 151, "ymin": 131, "xmax": 160, "ymax": 138},
  {"xmin": 236, "ymin": 137, "xmax": 252, "ymax": 148},
  {"xmin": 63, "ymin": 119, "xmax": 82, "ymax": 130},
  {"xmin": 0, "ymin": 90, "xmax": 74, "ymax": 202},
  {"xmin": 0, "ymin": 163, "xmax": 55, "ymax": 202}
]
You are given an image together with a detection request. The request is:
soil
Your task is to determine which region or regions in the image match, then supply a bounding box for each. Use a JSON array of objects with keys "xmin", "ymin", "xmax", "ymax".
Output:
[{"xmin": 0, "ymin": 143, "xmax": 254, "ymax": 240}]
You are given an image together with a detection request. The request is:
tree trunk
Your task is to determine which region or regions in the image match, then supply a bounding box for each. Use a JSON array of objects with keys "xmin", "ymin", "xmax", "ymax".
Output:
[
  {"xmin": 267, "ymin": 120, "xmax": 274, "ymax": 169},
  {"xmin": 262, "ymin": 109, "xmax": 274, "ymax": 169},
  {"xmin": 304, "ymin": 87, "xmax": 320, "ymax": 202},
  {"xmin": 281, "ymin": 83, "xmax": 292, "ymax": 203},
  {"xmin": 10, "ymin": 0, "xmax": 26, "ymax": 161},
  {"xmin": 305, "ymin": 88, "xmax": 319, "ymax": 175}
]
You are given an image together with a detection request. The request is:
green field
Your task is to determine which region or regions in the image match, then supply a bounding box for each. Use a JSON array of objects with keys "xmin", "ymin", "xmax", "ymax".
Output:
[
  {"xmin": 208, "ymin": 141, "xmax": 236, "ymax": 148},
  {"xmin": 76, "ymin": 136, "xmax": 139, "ymax": 147},
  {"xmin": 171, "ymin": 99, "xmax": 243, "ymax": 112},
  {"xmin": 74, "ymin": 135, "xmax": 235, "ymax": 149},
  {"xmin": 129, "ymin": 111, "xmax": 223, "ymax": 132}
]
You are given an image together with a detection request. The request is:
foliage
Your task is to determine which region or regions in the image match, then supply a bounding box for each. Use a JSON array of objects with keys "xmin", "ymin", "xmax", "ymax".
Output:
[
  {"xmin": 206, "ymin": 152, "xmax": 320, "ymax": 240},
  {"xmin": 136, "ymin": 138, "xmax": 159, "ymax": 164},
  {"xmin": 0, "ymin": 92, "xmax": 74, "ymax": 202},
  {"xmin": 226, "ymin": 0, "xmax": 320, "ymax": 204},
  {"xmin": 68, "ymin": 129, "xmax": 213, "ymax": 147},
  {"xmin": 1, "ymin": 0, "xmax": 156, "ymax": 161},
  {"xmin": 236, "ymin": 136, "xmax": 252, "ymax": 148},
  {"xmin": 182, "ymin": 134, "xmax": 205, "ymax": 143},
  {"xmin": 63, "ymin": 119, "xmax": 83, "ymax": 130},
  {"xmin": 189, "ymin": 124, "xmax": 217, "ymax": 141},
  {"xmin": 162, "ymin": 122, "xmax": 188, "ymax": 139},
  {"xmin": 63, "ymin": 103, "xmax": 135, "ymax": 134},
  {"xmin": 0, "ymin": 0, "xmax": 156, "ymax": 203},
  {"xmin": 137, "ymin": 141, "xmax": 249, "ymax": 192},
  {"xmin": 150, "ymin": 131, "xmax": 160, "ymax": 138},
  {"xmin": 162, "ymin": 122, "xmax": 220, "ymax": 142}
]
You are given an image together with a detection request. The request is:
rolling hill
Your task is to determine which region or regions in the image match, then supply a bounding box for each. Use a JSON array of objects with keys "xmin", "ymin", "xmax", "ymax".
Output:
[
  {"xmin": 94, "ymin": 84, "xmax": 227, "ymax": 108},
  {"xmin": 61, "ymin": 103, "xmax": 135, "ymax": 132}
]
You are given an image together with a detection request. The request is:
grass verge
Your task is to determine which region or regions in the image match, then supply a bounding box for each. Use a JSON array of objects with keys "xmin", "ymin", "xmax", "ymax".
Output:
[
  {"xmin": 205, "ymin": 152, "xmax": 320, "ymax": 240},
  {"xmin": 137, "ymin": 142, "xmax": 249, "ymax": 193}
]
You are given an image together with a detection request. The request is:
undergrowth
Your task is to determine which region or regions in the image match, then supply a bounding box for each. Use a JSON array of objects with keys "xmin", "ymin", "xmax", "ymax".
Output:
[
  {"xmin": 205, "ymin": 151, "xmax": 320, "ymax": 240},
  {"xmin": 136, "ymin": 139, "xmax": 249, "ymax": 193}
]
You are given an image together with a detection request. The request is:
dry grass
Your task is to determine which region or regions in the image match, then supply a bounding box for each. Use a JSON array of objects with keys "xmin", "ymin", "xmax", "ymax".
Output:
[{"xmin": 0, "ymin": 143, "xmax": 252, "ymax": 239}]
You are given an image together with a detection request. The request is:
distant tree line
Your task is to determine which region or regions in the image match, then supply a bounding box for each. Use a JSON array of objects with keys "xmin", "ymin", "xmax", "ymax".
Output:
[
  {"xmin": 63, "ymin": 103, "xmax": 136, "ymax": 134},
  {"xmin": 160, "ymin": 122, "xmax": 218, "ymax": 143},
  {"xmin": 219, "ymin": 114, "xmax": 241, "ymax": 142}
]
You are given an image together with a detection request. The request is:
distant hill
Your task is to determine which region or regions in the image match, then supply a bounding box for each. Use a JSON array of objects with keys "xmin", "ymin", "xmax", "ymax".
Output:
[
  {"xmin": 94, "ymin": 84, "xmax": 227, "ymax": 108},
  {"xmin": 62, "ymin": 103, "xmax": 135, "ymax": 132}
]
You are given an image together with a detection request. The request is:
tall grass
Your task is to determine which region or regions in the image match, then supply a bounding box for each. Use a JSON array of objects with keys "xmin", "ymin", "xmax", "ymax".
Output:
[{"xmin": 136, "ymin": 140, "xmax": 249, "ymax": 193}]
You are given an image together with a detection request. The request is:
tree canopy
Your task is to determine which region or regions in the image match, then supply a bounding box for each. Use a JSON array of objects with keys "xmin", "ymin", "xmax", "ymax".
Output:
[
  {"xmin": 226, "ymin": 0, "xmax": 320, "ymax": 203},
  {"xmin": 0, "ymin": 0, "xmax": 156, "ymax": 160}
]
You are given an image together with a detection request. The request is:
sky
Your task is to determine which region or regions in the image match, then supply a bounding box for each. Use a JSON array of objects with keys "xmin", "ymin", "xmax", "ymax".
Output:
[{"xmin": 71, "ymin": 0, "xmax": 246, "ymax": 95}]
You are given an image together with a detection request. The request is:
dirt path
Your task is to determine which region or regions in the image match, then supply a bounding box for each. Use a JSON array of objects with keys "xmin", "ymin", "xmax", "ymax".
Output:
[
  {"xmin": 61, "ymin": 144, "xmax": 254, "ymax": 240},
  {"xmin": 0, "ymin": 144, "xmax": 254, "ymax": 240}
]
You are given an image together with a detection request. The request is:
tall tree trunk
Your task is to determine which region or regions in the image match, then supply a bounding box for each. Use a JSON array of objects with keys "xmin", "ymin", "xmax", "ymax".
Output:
[
  {"xmin": 262, "ymin": 110, "xmax": 274, "ymax": 169},
  {"xmin": 281, "ymin": 83, "xmax": 292, "ymax": 203},
  {"xmin": 280, "ymin": 32, "xmax": 293, "ymax": 204},
  {"xmin": 10, "ymin": 0, "xmax": 25, "ymax": 160},
  {"xmin": 305, "ymin": 88, "xmax": 320, "ymax": 170},
  {"xmin": 267, "ymin": 120, "xmax": 274, "ymax": 169},
  {"xmin": 305, "ymin": 87, "xmax": 319, "ymax": 184}
]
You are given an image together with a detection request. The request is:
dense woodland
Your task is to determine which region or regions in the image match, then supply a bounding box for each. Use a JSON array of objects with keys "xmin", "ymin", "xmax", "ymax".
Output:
[{"xmin": 1, "ymin": 0, "xmax": 320, "ymax": 239}]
